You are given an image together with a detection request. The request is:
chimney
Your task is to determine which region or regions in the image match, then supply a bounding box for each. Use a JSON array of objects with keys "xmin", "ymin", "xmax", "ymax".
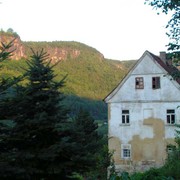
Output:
[{"xmin": 159, "ymin": 51, "xmax": 166, "ymax": 64}]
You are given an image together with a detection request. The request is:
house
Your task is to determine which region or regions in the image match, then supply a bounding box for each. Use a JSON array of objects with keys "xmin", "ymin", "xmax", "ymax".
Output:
[{"xmin": 104, "ymin": 50, "xmax": 180, "ymax": 173}]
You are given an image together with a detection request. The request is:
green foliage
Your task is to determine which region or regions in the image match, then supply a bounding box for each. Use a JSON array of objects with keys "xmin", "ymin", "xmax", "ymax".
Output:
[
  {"xmin": 62, "ymin": 110, "xmax": 111, "ymax": 179},
  {"xmin": 53, "ymin": 51, "xmax": 128, "ymax": 100},
  {"xmin": 175, "ymin": 123, "xmax": 180, "ymax": 147},
  {"xmin": 21, "ymin": 38, "xmax": 132, "ymax": 100},
  {"xmin": 0, "ymin": 31, "xmax": 135, "ymax": 100},
  {"xmin": 0, "ymin": 39, "xmax": 133, "ymax": 120},
  {"xmin": 0, "ymin": 39, "xmax": 25, "ymax": 96},
  {"xmin": 117, "ymin": 122, "xmax": 180, "ymax": 180},
  {"xmin": 0, "ymin": 49, "xmax": 70, "ymax": 179},
  {"xmin": 64, "ymin": 95, "xmax": 107, "ymax": 120},
  {"xmin": 129, "ymin": 172, "xmax": 144, "ymax": 180},
  {"xmin": 96, "ymin": 145, "xmax": 111, "ymax": 177},
  {"xmin": 0, "ymin": 39, "xmax": 24, "ymax": 157},
  {"xmin": 161, "ymin": 156, "xmax": 180, "ymax": 179},
  {"xmin": 138, "ymin": 168, "xmax": 171, "ymax": 180},
  {"xmin": 70, "ymin": 110, "xmax": 101, "ymax": 172},
  {"xmin": 109, "ymin": 169, "xmax": 174, "ymax": 180},
  {"xmin": 0, "ymin": 40, "xmax": 113, "ymax": 179},
  {"xmin": 0, "ymin": 28, "xmax": 19, "ymax": 38},
  {"xmin": 158, "ymin": 123, "xmax": 180, "ymax": 179},
  {"xmin": 96, "ymin": 120, "xmax": 108, "ymax": 135},
  {"xmin": 167, "ymin": 51, "xmax": 180, "ymax": 66},
  {"xmin": 0, "ymin": 38, "xmax": 15, "ymax": 62},
  {"xmin": 0, "ymin": 58, "xmax": 110, "ymax": 120},
  {"xmin": 145, "ymin": 0, "xmax": 180, "ymax": 51},
  {"xmin": 68, "ymin": 172, "xmax": 84, "ymax": 180}
]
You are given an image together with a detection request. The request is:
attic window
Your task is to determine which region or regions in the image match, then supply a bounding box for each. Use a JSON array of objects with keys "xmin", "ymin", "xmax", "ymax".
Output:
[
  {"xmin": 152, "ymin": 77, "xmax": 160, "ymax": 89},
  {"xmin": 135, "ymin": 77, "xmax": 144, "ymax": 89}
]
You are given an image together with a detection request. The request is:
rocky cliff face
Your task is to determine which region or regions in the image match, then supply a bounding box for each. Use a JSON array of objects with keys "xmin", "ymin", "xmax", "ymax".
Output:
[
  {"xmin": 0, "ymin": 35, "xmax": 26, "ymax": 60},
  {"xmin": 43, "ymin": 47, "xmax": 81, "ymax": 63},
  {"xmin": 0, "ymin": 34, "xmax": 104, "ymax": 63}
]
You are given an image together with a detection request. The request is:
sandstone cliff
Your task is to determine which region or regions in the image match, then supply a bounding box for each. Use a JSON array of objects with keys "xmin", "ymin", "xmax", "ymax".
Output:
[
  {"xmin": 0, "ymin": 33, "xmax": 104, "ymax": 63},
  {"xmin": 0, "ymin": 35, "xmax": 26, "ymax": 60}
]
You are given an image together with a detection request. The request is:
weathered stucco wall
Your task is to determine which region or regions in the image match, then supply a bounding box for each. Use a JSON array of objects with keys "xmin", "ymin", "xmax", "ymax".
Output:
[
  {"xmin": 109, "ymin": 54, "xmax": 180, "ymax": 103},
  {"xmin": 107, "ymin": 52, "xmax": 180, "ymax": 172},
  {"xmin": 108, "ymin": 102, "xmax": 179, "ymax": 172}
]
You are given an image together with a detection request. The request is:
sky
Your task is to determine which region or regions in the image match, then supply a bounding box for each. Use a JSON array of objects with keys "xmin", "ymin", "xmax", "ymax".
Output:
[{"xmin": 0, "ymin": 0, "xmax": 171, "ymax": 60}]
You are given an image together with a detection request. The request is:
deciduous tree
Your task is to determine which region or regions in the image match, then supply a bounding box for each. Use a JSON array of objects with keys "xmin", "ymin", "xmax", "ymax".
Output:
[{"xmin": 145, "ymin": 0, "xmax": 180, "ymax": 51}]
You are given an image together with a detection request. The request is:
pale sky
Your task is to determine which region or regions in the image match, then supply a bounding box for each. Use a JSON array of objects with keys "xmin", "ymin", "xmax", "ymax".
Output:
[{"xmin": 0, "ymin": 0, "xmax": 170, "ymax": 60}]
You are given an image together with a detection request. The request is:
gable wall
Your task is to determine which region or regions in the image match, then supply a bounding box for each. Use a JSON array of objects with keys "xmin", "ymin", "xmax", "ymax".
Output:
[{"xmin": 109, "ymin": 55, "xmax": 180, "ymax": 102}]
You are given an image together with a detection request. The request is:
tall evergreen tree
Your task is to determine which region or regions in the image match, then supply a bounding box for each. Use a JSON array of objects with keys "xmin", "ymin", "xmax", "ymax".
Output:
[
  {"xmin": 0, "ymin": 49, "xmax": 70, "ymax": 179},
  {"xmin": 70, "ymin": 109, "xmax": 102, "ymax": 176},
  {"xmin": 0, "ymin": 39, "xmax": 14, "ymax": 63},
  {"xmin": 0, "ymin": 39, "xmax": 23, "ymax": 160},
  {"xmin": 0, "ymin": 39, "xmax": 19, "ymax": 94}
]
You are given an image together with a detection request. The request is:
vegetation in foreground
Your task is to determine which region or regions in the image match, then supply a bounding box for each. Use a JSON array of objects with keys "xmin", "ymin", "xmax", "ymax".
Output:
[{"xmin": 0, "ymin": 41, "xmax": 110, "ymax": 179}]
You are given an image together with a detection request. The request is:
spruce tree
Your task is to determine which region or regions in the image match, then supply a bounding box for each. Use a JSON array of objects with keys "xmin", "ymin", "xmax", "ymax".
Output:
[
  {"xmin": 0, "ymin": 49, "xmax": 69, "ymax": 179},
  {"xmin": 70, "ymin": 109, "xmax": 102, "ymax": 175},
  {"xmin": 0, "ymin": 39, "xmax": 15, "ymax": 63}
]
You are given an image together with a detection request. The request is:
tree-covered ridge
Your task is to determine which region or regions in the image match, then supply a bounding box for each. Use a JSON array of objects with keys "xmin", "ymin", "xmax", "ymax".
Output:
[
  {"xmin": 0, "ymin": 51, "xmax": 131, "ymax": 99},
  {"xmin": 0, "ymin": 32, "xmax": 136, "ymax": 120},
  {"xmin": 0, "ymin": 31, "xmax": 104, "ymax": 62},
  {"xmin": 0, "ymin": 32, "xmax": 133, "ymax": 99},
  {"xmin": 24, "ymin": 40, "xmax": 102, "ymax": 57},
  {"xmin": 0, "ymin": 56, "xmax": 132, "ymax": 120}
]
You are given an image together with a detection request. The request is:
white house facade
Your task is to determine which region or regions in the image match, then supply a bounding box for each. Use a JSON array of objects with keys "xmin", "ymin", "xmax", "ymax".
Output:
[{"xmin": 104, "ymin": 51, "xmax": 180, "ymax": 172}]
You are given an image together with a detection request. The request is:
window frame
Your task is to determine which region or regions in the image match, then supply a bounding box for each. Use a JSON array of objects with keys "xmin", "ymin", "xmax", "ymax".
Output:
[
  {"xmin": 122, "ymin": 110, "xmax": 130, "ymax": 125},
  {"xmin": 135, "ymin": 77, "xmax": 144, "ymax": 89},
  {"xmin": 166, "ymin": 145, "xmax": 176, "ymax": 158},
  {"xmin": 167, "ymin": 145, "xmax": 176, "ymax": 154},
  {"xmin": 166, "ymin": 109, "xmax": 176, "ymax": 125},
  {"xmin": 121, "ymin": 144, "xmax": 131, "ymax": 159},
  {"xmin": 152, "ymin": 76, "xmax": 160, "ymax": 89}
]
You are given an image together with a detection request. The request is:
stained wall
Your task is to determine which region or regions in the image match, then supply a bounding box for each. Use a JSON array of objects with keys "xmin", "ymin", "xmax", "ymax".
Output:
[{"xmin": 108, "ymin": 102, "xmax": 179, "ymax": 172}]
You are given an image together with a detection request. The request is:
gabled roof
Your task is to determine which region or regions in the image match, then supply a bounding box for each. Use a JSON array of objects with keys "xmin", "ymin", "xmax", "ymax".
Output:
[
  {"xmin": 104, "ymin": 50, "xmax": 180, "ymax": 102},
  {"xmin": 148, "ymin": 51, "xmax": 180, "ymax": 84}
]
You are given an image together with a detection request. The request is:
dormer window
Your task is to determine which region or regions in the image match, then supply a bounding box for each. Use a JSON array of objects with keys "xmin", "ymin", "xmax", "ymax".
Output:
[
  {"xmin": 152, "ymin": 77, "xmax": 160, "ymax": 89},
  {"xmin": 135, "ymin": 77, "xmax": 144, "ymax": 89}
]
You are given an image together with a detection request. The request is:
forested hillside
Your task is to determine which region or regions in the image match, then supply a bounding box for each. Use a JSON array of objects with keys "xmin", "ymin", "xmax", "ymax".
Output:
[{"xmin": 0, "ymin": 32, "xmax": 136, "ymax": 120}]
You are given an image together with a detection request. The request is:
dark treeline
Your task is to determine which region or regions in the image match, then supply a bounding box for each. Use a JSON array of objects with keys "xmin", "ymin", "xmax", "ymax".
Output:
[{"xmin": 0, "ymin": 40, "xmax": 111, "ymax": 179}]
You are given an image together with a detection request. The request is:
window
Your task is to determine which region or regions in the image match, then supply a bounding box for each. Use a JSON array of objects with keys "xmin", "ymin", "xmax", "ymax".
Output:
[
  {"xmin": 123, "ymin": 149, "xmax": 131, "ymax": 158},
  {"xmin": 135, "ymin": 77, "xmax": 144, "ymax": 89},
  {"xmin": 167, "ymin": 109, "xmax": 175, "ymax": 124},
  {"xmin": 167, "ymin": 145, "xmax": 176, "ymax": 154},
  {"xmin": 167, "ymin": 145, "xmax": 176, "ymax": 157},
  {"xmin": 121, "ymin": 144, "xmax": 131, "ymax": 159},
  {"xmin": 152, "ymin": 77, "xmax": 160, "ymax": 89},
  {"xmin": 122, "ymin": 110, "xmax": 129, "ymax": 124}
]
